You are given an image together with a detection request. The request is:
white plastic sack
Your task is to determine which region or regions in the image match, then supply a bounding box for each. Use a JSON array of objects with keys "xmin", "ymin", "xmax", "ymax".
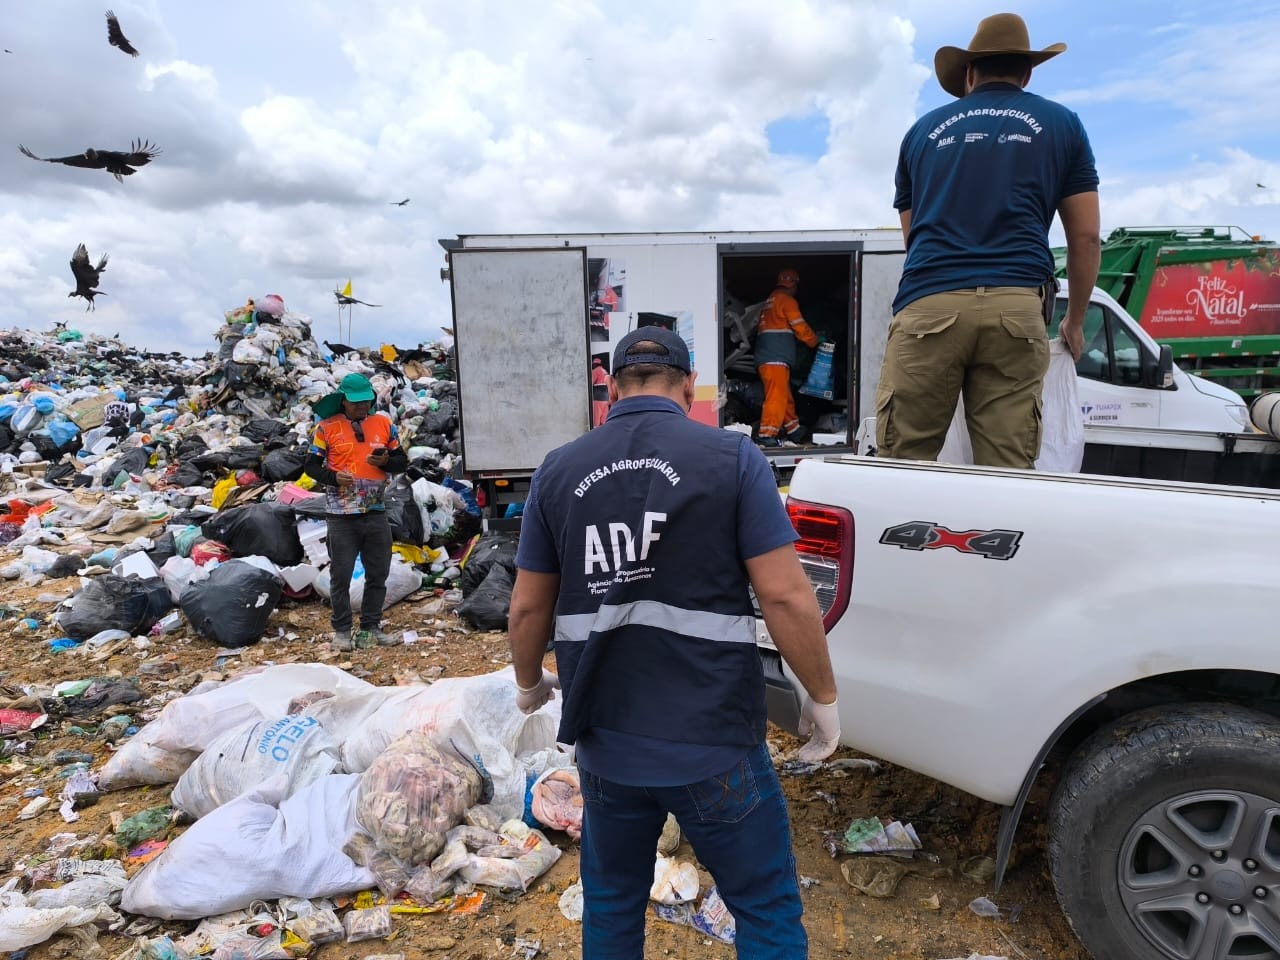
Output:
[
  {"xmin": 232, "ymin": 339, "xmax": 269, "ymax": 365},
  {"xmin": 170, "ymin": 713, "xmax": 341, "ymax": 819},
  {"xmin": 0, "ymin": 878, "xmax": 118, "ymax": 952},
  {"xmin": 26, "ymin": 873, "xmax": 128, "ymax": 909},
  {"xmin": 122, "ymin": 773, "xmax": 374, "ymax": 920},
  {"xmin": 160, "ymin": 555, "xmax": 208, "ymax": 604},
  {"xmin": 1035, "ymin": 340, "xmax": 1085, "ymax": 473},
  {"xmin": 313, "ymin": 556, "xmax": 422, "ymax": 611},
  {"xmin": 99, "ymin": 665, "xmax": 376, "ymax": 790}
]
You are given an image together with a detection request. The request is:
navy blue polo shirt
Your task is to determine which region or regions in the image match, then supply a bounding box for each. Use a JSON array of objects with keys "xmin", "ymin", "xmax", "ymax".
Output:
[
  {"xmin": 517, "ymin": 394, "xmax": 798, "ymax": 785},
  {"xmin": 893, "ymin": 82, "xmax": 1098, "ymax": 313}
]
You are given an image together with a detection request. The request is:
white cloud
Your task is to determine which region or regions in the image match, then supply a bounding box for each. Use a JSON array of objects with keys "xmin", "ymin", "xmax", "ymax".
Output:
[{"xmin": 0, "ymin": 0, "xmax": 1276, "ymax": 359}]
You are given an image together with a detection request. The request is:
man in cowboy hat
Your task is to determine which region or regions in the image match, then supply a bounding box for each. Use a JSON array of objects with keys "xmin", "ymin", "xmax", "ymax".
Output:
[
  {"xmin": 305, "ymin": 373, "xmax": 409, "ymax": 650},
  {"xmin": 876, "ymin": 12, "xmax": 1100, "ymax": 469}
]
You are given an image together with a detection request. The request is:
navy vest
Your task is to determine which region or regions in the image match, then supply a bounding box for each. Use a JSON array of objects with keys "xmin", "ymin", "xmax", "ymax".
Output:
[{"xmin": 531, "ymin": 397, "xmax": 766, "ymax": 748}]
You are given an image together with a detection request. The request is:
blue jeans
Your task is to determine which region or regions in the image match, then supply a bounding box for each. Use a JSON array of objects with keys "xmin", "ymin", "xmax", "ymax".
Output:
[{"xmin": 579, "ymin": 743, "xmax": 806, "ymax": 959}]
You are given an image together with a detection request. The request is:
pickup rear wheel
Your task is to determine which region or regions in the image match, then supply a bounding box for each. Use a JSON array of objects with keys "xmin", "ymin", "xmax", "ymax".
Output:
[{"xmin": 1048, "ymin": 704, "xmax": 1280, "ymax": 960}]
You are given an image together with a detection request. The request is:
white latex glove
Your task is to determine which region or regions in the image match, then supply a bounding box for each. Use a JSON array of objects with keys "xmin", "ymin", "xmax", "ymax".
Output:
[
  {"xmin": 796, "ymin": 696, "xmax": 841, "ymax": 762},
  {"xmin": 516, "ymin": 670, "xmax": 561, "ymax": 715}
]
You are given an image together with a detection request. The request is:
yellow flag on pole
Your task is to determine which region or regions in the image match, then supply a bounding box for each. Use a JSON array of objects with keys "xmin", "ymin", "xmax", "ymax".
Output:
[{"xmin": 341, "ymin": 279, "xmax": 352, "ymax": 297}]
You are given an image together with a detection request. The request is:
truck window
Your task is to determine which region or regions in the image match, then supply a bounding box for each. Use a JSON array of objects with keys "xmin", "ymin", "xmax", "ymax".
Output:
[
  {"xmin": 1111, "ymin": 319, "xmax": 1143, "ymax": 385},
  {"xmin": 1050, "ymin": 302, "xmax": 1109, "ymax": 381}
]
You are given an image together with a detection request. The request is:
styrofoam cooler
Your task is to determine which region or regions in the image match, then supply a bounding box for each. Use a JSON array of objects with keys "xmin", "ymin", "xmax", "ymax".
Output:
[{"xmin": 296, "ymin": 519, "xmax": 330, "ymax": 566}]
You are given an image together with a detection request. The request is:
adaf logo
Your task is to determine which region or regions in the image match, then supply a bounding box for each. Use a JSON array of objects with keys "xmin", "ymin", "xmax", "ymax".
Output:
[{"xmin": 936, "ymin": 135, "xmax": 956, "ymax": 149}]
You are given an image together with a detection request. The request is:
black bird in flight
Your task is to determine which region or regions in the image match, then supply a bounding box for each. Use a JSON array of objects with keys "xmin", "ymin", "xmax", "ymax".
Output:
[
  {"xmin": 389, "ymin": 198, "xmax": 410, "ymax": 206},
  {"xmin": 106, "ymin": 10, "xmax": 139, "ymax": 57},
  {"xmin": 19, "ymin": 140, "xmax": 160, "ymax": 183},
  {"xmin": 335, "ymin": 288, "xmax": 382, "ymax": 307},
  {"xmin": 69, "ymin": 243, "xmax": 108, "ymax": 311}
]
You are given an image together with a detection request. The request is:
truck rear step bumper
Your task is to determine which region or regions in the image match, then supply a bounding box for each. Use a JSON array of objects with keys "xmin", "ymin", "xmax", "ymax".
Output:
[{"xmin": 761, "ymin": 647, "xmax": 802, "ymax": 735}]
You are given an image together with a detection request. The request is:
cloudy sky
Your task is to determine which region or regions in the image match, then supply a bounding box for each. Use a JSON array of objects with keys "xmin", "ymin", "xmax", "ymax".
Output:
[{"xmin": 1, "ymin": 0, "xmax": 1277, "ymax": 356}]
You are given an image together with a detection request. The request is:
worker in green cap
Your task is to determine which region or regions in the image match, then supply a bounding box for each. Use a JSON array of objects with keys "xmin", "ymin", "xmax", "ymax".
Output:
[{"xmin": 305, "ymin": 373, "xmax": 409, "ymax": 650}]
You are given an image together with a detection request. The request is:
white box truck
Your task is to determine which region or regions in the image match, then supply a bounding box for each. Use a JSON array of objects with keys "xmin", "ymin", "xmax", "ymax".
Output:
[{"xmin": 439, "ymin": 230, "xmax": 1266, "ymax": 518}]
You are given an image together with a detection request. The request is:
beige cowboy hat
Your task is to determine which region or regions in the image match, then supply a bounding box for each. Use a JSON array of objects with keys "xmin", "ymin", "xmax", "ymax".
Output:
[{"xmin": 934, "ymin": 13, "xmax": 1066, "ymax": 99}]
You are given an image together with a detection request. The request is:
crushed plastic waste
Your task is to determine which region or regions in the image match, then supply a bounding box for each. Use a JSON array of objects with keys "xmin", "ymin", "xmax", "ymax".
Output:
[{"xmin": 825, "ymin": 817, "xmax": 923, "ymax": 858}]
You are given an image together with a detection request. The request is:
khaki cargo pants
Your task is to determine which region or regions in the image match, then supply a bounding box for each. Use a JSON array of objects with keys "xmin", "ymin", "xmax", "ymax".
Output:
[{"xmin": 875, "ymin": 286, "xmax": 1049, "ymax": 468}]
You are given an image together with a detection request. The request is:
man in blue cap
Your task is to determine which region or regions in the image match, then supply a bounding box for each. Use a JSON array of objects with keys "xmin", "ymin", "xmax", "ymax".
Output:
[
  {"xmin": 305, "ymin": 373, "xmax": 408, "ymax": 650},
  {"xmin": 507, "ymin": 326, "xmax": 840, "ymax": 959}
]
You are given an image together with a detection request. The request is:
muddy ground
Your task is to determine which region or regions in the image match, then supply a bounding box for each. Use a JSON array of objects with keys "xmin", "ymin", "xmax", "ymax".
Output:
[{"xmin": 0, "ymin": 582, "xmax": 1089, "ymax": 960}]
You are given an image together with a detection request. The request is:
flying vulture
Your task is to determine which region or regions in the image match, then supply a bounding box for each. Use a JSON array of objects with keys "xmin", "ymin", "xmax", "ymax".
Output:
[
  {"xmin": 389, "ymin": 198, "xmax": 410, "ymax": 206},
  {"xmin": 69, "ymin": 243, "xmax": 109, "ymax": 311},
  {"xmin": 105, "ymin": 10, "xmax": 139, "ymax": 57},
  {"xmin": 19, "ymin": 140, "xmax": 160, "ymax": 183},
  {"xmin": 335, "ymin": 288, "xmax": 382, "ymax": 307}
]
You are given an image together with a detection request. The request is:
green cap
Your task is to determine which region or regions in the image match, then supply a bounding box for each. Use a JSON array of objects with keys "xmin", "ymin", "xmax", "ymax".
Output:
[{"xmin": 314, "ymin": 373, "xmax": 376, "ymax": 419}]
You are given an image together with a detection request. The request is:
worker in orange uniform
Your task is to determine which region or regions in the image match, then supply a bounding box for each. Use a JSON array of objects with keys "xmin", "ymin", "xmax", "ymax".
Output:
[
  {"xmin": 591, "ymin": 357, "xmax": 611, "ymax": 427},
  {"xmin": 755, "ymin": 269, "xmax": 819, "ymax": 446}
]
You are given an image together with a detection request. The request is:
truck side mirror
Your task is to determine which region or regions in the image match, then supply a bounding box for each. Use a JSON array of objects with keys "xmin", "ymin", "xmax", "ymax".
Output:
[{"xmin": 1144, "ymin": 344, "xmax": 1174, "ymax": 389}]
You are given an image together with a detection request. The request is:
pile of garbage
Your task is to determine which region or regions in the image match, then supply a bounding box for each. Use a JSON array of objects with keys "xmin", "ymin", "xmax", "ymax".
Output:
[
  {"xmin": 0, "ymin": 294, "xmax": 491, "ymax": 647},
  {"xmin": 0, "ymin": 664, "xmax": 584, "ymax": 956}
]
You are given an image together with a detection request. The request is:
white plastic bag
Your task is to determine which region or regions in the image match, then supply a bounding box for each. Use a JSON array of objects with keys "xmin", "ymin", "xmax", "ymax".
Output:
[
  {"xmin": 122, "ymin": 773, "xmax": 374, "ymax": 920},
  {"xmin": 171, "ymin": 714, "xmax": 341, "ymax": 818},
  {"xmin": 1035, "ymin": 339, "xmax": 1085, "ymax": 473},
  {"xmin": 313, "ymin": 556, "xmax": 422, "ymax": 611},
  {"xmin": 100, "ymin": 665, "xmax": 375, "ymax": 790},
  {"xmin": 0, "ymin": 878, "xmax": 119, "ymax": 952}
]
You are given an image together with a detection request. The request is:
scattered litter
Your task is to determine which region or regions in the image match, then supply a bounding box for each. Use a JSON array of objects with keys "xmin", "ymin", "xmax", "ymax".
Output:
[
  {"xmin": 652, "ymin": 885, "xmax": 736, "ymax": 944},
  {"xmin": 650, "ymin": 855, "xmax": 700, "ymax": 904},
  {"xmin": 841, "ymin": 857, "xmax": 910, "ymax": 898},
  {"xmin": 969, "ymin": 896, "xmax": 1001, "ymax": 919},
  {"xmin": 798, "ymin": 875, "xmax": 821, "ymax": 889},
  {"xmin": 559, "ymin": 882, "xmax": 584, "ymax": 922},
  {"xmin": 343, "ymin": 904, "xmax": 392, "ymax": 942},
  {"xmin": 826, "ymin": 817, "xmax": 922, "ymax": 858},
  {"xmin": 960, "ymin": 855, "xmax": 997, "ymax": 884}
]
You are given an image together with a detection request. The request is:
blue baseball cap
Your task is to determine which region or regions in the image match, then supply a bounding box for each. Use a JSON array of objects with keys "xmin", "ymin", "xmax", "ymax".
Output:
[{"xmin": 612, "ymin": 327, "xmax": 691, "ymax": 374}]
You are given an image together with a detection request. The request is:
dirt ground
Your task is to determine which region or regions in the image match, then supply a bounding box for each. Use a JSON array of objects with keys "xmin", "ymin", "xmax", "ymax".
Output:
[{"xmin": 0, "ymin": 581, "xmax": 1090, "ymax": 960}]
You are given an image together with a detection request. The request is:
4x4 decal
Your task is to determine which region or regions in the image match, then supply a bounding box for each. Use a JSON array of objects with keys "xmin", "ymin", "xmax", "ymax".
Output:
[{"xmin": 879, "ymin": 521, "xmax": 1022, "ymax": 561}]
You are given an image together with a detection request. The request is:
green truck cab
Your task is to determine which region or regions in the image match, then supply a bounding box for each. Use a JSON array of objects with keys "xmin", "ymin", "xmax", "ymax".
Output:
[{"xmin": 1055, "ymin": 226, "xmax": 1280, "ymax": 398}]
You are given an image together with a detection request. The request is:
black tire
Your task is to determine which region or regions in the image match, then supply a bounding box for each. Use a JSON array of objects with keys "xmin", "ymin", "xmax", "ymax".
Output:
[{"xmin": 1049, "ymin": 703, "xmax": 1280, "ymax": 960}]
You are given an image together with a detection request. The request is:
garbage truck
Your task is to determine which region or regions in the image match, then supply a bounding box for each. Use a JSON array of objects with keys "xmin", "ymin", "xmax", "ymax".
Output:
[
  {"xmin": 1055, "ymin": 225, "xmax": 1280, "ymax": 398},
  {"xmin": 439, "ymin": 229, "xmax": 1259, "ymax": 518}
]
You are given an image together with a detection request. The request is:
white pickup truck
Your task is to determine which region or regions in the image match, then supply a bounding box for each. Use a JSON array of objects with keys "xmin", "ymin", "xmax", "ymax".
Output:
[{"xmin": 762, "ymin": 455, "xmax": 1280, "ymax": 960}]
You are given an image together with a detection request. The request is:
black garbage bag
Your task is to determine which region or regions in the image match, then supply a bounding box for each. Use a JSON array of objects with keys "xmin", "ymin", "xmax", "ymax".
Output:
[
  {"xmin": 201, "ymin": 501, "xmax": 303, "ymax": 566},
  {"xmin": 44, "ymin": 554, "xmax": 84, "ymax": 579},
  {"xmin": 423, "ymin": 399, "xmax": 458, "ymax": 435},
  {"xmin": 222, "ymin": 361, "xmax": 255, "ymax": 388},
  {"xmin": 385, "ymin": 481, "xmax": 425, "ymax": 546},
  {"xmin": 459, "ymin": 531, "xmax": 519, "ymax": 596},
  {"xmin": 290, "ymin": 496, "xmax": 327, "ymax": 519},
  {"xmin": 191, "ymin": 449, "xmax": 230, "ymax": 472},
  {"xmin": 44, "ymin": 461, "xmax": 78, "ymax": 486},
  {"xmin": 57, "ymin": 574, "xmax": 173, "ymax": 641},
  {"xmin": 145, "ymin": 529, "xmax": 178, "ymax": 566},
  {"xmin": 167, "ymin": 462, "xmax": 205, "ymax": 487},
  {"xmin": 261, "ymin": 446, "xmax": 309, "ymax": 482},
  {"xmin": 457, "ymin": 563, "xmax": 514, "ymax": 631},
  {"xmin": 224, "ymin": 444, "xmax": 265, "ymax": 470},
  {"xmin": 176, "ymin": 436, "xmax": 209, "ymax": 461},
  {"xmin": 0, "ymin": 424, "xmax": 15, "ymax": 452},
  {"xmin": 179, "ymin": 560, "xmax": 283, "ymax": 648},
  {"xmin": 102, "ymin": 446, "xmax": 151, "ymax": 483},
  {"xmin": 242, "ymin": 419, "xmax": 292, "ymax": 447},
  {"xmin": 171, "ymin": 509, "xmax": 215, "ymax": 526}
]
